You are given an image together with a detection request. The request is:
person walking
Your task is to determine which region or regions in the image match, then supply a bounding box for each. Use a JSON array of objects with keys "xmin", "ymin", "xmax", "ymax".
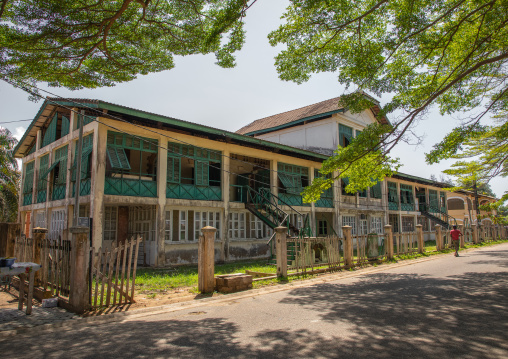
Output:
[{"xmin": 450, "ymin": 225, "xmax": 463, "ymax": 257}]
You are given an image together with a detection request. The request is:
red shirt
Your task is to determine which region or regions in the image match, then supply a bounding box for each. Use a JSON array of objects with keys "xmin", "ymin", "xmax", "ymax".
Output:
[{"xmin": 450, "ymin": 229, "xmax": 461, "ymax": 240}]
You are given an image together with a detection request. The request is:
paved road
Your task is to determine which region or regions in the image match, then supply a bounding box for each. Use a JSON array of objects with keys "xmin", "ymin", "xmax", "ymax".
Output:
[{"xmin": 2, "ymin": 244, "xmax": 508, "ymax": 358}]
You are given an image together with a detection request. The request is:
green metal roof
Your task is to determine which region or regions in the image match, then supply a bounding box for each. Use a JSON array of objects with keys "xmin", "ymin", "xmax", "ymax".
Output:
[{"xmin": 14, "ymin": 99, "xmax": 330, "ymax": 163}]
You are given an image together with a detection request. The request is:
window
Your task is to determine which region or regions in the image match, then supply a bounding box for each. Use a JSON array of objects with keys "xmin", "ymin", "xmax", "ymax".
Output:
[
  {"xmin": 341, "ymin": 177, "xmax": 354, "ymax": 196},
  {"xmin": 229, "ymin": 212, "xmax": 245, "ymax": 239},
  {"xmin": 417, "ymin": 216, "xmax": 429, "ymax": 231},
  {"xmin": 339, "ymin": 124, "xmax": 353, "ymax": 147},
  {"xmin": 370, "ymin": 181, "xmax": 382, "ymax": 199},
  {"xmin": 34, "ymin": 211, "xmax": 46, "ymax": 229},
  {"xmin": 317, "ymin": 220, "xmax": 328, "ymax": 236},
  {"xmin": 180, "ymin": 210, "xmax": 187, "ymax": 241},
  {"xmin": 370, "ymin": 217, "xmax": 383, "ymax": 234},
  {"xmin": 49, "ymin": 209, "xmax": 66, "ymax": 240},
  {"xmin": 389, "ymin": 214, "xmax": 400, "ymax": 233},
  {"xmin": 342, "ymin": 215, "xmax": 357, "ymax": 235},
  {"xmin": 194, "ymin": 211, "xmax": 221, "ymax": 240},
  {"xmin": 388, "ymin": 182, "xmax": 398, "ymax": 203},
  {"xmin": 359, "ymin": 218, "xmax": 368, "ymax": 235},
  {"xmin": 277, "ymin": 163, "xmax": 309, "ymax": 195},
  {"xmin": 249, "ymin": 214, "xmax": 272, "ymax": 239},
  {"xmin": 165, "ymin": 211, "xmax": 172, "ymax": 241},
  {"xmin": 402, "ymin": 216, "xmax": 415, "ymax": 232},
  {"xmin": 104, "ymin": 206, "xmax": 117, "ymax": 242}
]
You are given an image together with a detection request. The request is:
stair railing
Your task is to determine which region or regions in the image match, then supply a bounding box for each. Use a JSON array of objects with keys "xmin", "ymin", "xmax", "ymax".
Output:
[{"xmin": 421, "ymin": 203, "xmax": 458, "ymax": 227}]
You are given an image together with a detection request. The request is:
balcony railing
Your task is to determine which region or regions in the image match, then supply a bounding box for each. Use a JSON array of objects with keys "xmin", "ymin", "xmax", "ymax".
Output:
[
  {"xmin": 72, "ymin": 178, "xmax": 92, "ymax": 197},
  {"xmin": 388, "ymin": 202, "xmax": 399, "ymax": 210},
  {"xmin": 51, "ymin": 184, "xmax": 66, "ymax": 201},
  {"xmin": 166, "ymin": 183, "xmax": 221, "ymax": 201},
  {"xmin": 278, "ymin": 193, "xmax": 310, "ymax": 207},
  {"xmin": 105, "ymin": 177, "xmax": 157, "ymax": 197},
  {"xmin": 400, "ymin": 203, "xmax": 415, "ymax": 211}
]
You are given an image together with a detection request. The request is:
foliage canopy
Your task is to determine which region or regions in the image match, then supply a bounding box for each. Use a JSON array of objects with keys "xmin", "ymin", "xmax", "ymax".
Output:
[
  {"xmin": 0, "ymin": 0, "xmax": 253, "ymax": 89},
  {"xmin": 268, "ymin": 0, "xmax": 508, "ymax": 201},
  {"xmin": 0, "ymin": 128, "xmax": 20, "ymax": 222}
]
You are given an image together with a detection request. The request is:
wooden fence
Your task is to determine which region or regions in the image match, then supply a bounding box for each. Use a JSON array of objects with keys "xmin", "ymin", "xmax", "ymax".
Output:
[
  {"xmin": 14, "ymin": 235, "xmax": 72, "ymax": 298},
  {"xmin": 287, "ymin": 236, "xmax": 344, "ymax": 273},
  {"xmin": 90, "ymin": 235, "xmax": 142, "ymax": 308}
]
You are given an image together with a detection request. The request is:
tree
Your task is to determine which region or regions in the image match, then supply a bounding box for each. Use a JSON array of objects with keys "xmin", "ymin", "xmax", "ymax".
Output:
[
  {"xmin": 266, "ymin": 0, "xmax": 508, "ymax": 201},
  {"xmin": 0, "ymin": 128, "xmax": 20, "ymax": 222},
  {"xmin": 0, "ymin": 0, "xmax": 254, "ymax": 90}
]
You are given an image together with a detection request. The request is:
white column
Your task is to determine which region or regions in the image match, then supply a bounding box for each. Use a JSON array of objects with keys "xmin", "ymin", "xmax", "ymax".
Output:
[
  {"xmin": 156, "ymin": 135, "xmax": 168, "ymax": 267},
  {"xmin": 221, "ymin": 150, "xmax": 230, "ymax": 262},
  {"xmin": 271, "ymin": 160, "xmax": 278, "ymax": 197},
  {"xmin": 91, "ymin": 123, "xmax": 107, "ymax": 249}
]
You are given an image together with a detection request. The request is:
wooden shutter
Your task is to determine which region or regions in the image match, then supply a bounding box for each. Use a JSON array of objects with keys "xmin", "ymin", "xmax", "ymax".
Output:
[
  {"xmin": 195, "ymin": 160, "xmax": 209, "ymax": 186},
  {"xmin": 167, "ymin": 156, "xmax": 180, "ymax": 183}
]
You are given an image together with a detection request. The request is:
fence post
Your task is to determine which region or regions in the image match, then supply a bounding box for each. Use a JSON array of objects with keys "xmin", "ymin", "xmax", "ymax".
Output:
[
  {"xmin": 342, "ymin": 226, "xmax": 353, "ymax": 267},
  {"xmin": 471, "ymin": 224, "xmax": 478, "ymax": 244},
  {"xmin": 384, "ymin": 225, "xmax": 394, "ymax": 260},
  {"xmin": 198, "ymin": 226, "xmax": 216, "ymax": 293},
  {"xmin": 32, "ymin": 228, "xmax": 47, "ymax": 285},
  {"xmin": 275, "ymin": 226, "xmax": 288, "ymax": 278},
  {"xmin": 0, "ymin": 222, "xmax": 21, "ymax": 257},
  {"xmin": 458, "ymin": 224, "xmax": 465, "ymax": 248},
  {"xmin": 416, "ymin": 224, "xmax": 424, "ymax": 254},
  {"xmin": 435, "ymin": 224, "xmax": 442, "ymax": 251},
  {"xmin": 69, "ymin": 226, "xmax": 90, "ymax": 314}
]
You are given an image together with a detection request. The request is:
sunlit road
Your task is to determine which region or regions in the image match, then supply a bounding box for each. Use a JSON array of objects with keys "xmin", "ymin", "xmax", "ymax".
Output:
[{"xmin": 2, "ymin": 243, "xmax": 508, "ymax": 358}]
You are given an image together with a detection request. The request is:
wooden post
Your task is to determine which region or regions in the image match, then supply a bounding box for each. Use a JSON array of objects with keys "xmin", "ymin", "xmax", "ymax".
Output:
[
  {"xmin": 0, "ymin": 222, "xmax": 21, "ymax": 257},
  {"xmin": 198, "ymin": 226, "xmax": 216, "ymax": 293},
  {"xmin": 69, "ymin": 226, "xmax": 90, "ymax": 314},
  {"xmin": 275, "ymin": 227, "xmax": 288, "ymax": 278},
  {"xmin": 416, "ymin": 224, "xmax": 424, "ymax": 254},
  {"xmin": 471, "ymin": 224, "xmax": 478, "ymax": 244},
  {"xmin": 435, "ymin": 224, "xmax": 442, "ymax": 251},
  {"xmin": 384, "ymin": 225, "xmax": 394, "ymax": 260},
  {"xmin": 32, "ymin": 227, "xmax": 47, "ymax": 285},
  {"xmin": 342, "ymin": 226, "xmax": 353, "ymax": 267},
  {"xmin": 459, "ymin": 224, "xmax": 465, "ymax": 248}
]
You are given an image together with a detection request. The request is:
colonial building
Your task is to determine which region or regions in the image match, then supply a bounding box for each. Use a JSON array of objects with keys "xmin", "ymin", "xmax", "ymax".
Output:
[
  {"xmin": 14, "ymin": 96, "xmax": 469, "ymax": 267},
  {"xmin": 447, "ymin": 190, "xmax": 498, "ymax": 227}
]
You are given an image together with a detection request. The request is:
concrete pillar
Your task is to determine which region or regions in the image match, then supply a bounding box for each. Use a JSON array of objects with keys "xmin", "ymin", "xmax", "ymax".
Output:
[
  {"xmin": 32, "ymin": 228, "xmax": 47, "ymax": 285},
  {"xmin": 275, "ymin": 226, "xmax": 287, "ymax": 278},
  {"xmin": 416, "ymin": 224, "xmax": 424, "ymax": 254},
  {"xmin": 69, "ymin": 226, "xmax": 90, "ymax": 314},
  {"xmin": 342, "ymin": 225, "xmax": 353, "ymax": 267},
  {"xmin": 435, "ymin": 224, "xmax": 442, "ymax": 251},
  {"xmin": 471, "ymin": 224, "xmax": 478, "ymax": 244},
  {"xmin": 91, "ymin": 124, "xmax": 107, "ymax": 249},
  {"xmin": 459, "ymin": 224, "xmax": 465, "ymax": 248},
  {"xmin": 156, "ymin": 135, "xmax": 168, "ymax": 267},
  {"xmin": 221, "ymin": 150, "xmax": 231, "ymax": 262},
  {"xmin": 198, "ymin": 226, "xmax": 216, "ymax": 293},
  {"xmin": 384, "ymin": 224, "xmax": 394, "ymax": 260},
  {"xmin": 309, "ymin": 166, "xmax": 316, "ymax": 236}
]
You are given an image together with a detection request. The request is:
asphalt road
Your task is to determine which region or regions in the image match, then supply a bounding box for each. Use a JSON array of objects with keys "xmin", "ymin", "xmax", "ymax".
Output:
[{"xmin": 2, "ymin": 243, "xmax": 508, "ymax": 358}]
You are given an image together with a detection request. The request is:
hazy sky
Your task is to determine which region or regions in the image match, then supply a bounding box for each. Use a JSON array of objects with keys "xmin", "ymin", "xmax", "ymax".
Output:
[{"xmin": 1, "ymin": 0, "xmax": 506, "ymax": 198}]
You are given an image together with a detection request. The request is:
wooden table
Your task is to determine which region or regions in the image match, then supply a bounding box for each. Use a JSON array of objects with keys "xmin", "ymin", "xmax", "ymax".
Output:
[{"xmin": 0, "ymin": 263, "xmax": 41, "ymax": 315}]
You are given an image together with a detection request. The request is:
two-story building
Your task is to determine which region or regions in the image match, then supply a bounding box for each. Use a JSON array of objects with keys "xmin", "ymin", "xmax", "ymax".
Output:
[{"xmin": 14, "ymin": 96, "xmax": 466, "ymax": 267}]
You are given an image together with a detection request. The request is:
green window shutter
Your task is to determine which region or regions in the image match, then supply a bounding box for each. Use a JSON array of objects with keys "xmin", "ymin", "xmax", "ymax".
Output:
[
  {"xmin": 339, "ymin": 124, "xmax": 353, "ymax": 147},
  {"xmin": 107, "ymin": 147, "xmax": 122, "ymax": 169},
  {"xmin": 370, "ymin": 181, "xmax": 382, "ymax": 199},
  {"xmin": 195, "ymin": 160, "xmax": 209, "ymax": 186},
  {"xmin": 72, "ymin": 147, "xmax": 93, "ymax": 180},
  {"xmin": 40, "ymin": 161, "xmax": 59, "ymax": 182},
  {"xmin": 167, "ymin": 156, "xmax": 180, "ymax": 183},
  {"xmin": 23, "ymin": 162, "xmax": 35, "ymax": 194},
  {"xmin": 38, "ymin": 155, "xmax": 49, "ymax": 190},
  {"xmin": 61, "ymin": 116, "xmax": 70, "ymax": 137},
  {"xmin": 42, "ymin": 113, "xmax": 58, "ymax": 148}
]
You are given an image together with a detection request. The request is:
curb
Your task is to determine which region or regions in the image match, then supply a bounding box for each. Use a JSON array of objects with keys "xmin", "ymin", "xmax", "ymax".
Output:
[{"xmin": 1, "ymin": 242, "xmax": 505, "ymax": 337}]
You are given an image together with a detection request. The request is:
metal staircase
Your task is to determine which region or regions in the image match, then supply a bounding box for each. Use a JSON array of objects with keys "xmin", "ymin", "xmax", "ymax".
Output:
[
  {"xmin": 244, "ymin": 187, "xmax": 312, "ymax": 238},
  {"xmin": 420, "ymin": 204, "xmax": 458, "ymax": 229},
  {"xmin": 243, "ymin": 186, "xmax": 312, "ymax": 265}
]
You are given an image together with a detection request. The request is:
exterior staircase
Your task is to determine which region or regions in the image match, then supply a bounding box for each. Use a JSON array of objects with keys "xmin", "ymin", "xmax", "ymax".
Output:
[
  {"xmin": 420, "ymin": 204, "xmax": 457, "ymax": 229},
  {"xmin": 243, "ymin": 186, "xmax": 312, "ymax": 265}
]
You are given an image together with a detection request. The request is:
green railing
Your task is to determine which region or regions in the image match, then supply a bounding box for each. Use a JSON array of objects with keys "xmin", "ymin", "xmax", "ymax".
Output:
[
  {"xmin": 400, "ymin": 203, "xmax": 415, "ymax": 211},
  {"xmin": 36, "ymin": 190, "xmax": 47, "ymax": 203},
  {"xmin": 105, "ymin": 177, "xmax": 157, "ymax": 197},
  {"xmin": 278, "ymin": 193, "xmax": 311, "ymax": 207},
  {"xmin": 388, "ymin": 202, "xmax": 399, "ymax": 210},
  {"xmin": 315, "ymin": 197, "xmax": 333, "ymax": 208},
  {"xmin": 51, "ymin": 184, "xmax": 66, "ymax": 201},
  {"xmin": 23, "ymin": 194, "xmax": 32, "ymax": 206},
  {"xmin": 166, "ymin": 183, "xmax": 221, "ymax": 201},
  {"xmin": 72, "ymin": 178, "xmax": 92, "ymax": 196}
]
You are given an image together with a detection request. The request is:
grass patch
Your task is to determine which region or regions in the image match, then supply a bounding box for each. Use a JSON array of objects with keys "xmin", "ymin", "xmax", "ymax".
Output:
[{"xmin": 134, "ymin": 259, "xmax": 276, "ymax": 293}]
